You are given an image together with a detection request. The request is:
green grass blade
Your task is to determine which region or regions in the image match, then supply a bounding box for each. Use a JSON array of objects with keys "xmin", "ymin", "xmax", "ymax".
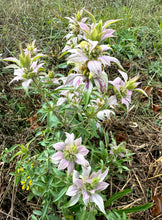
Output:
[
  {"xmin": 114, "ymin": 203, "xmax": 153, "ymax": 214},
  {"xmin": 105, "ymin": 189, "xmax": 132, "ymax": 207}
]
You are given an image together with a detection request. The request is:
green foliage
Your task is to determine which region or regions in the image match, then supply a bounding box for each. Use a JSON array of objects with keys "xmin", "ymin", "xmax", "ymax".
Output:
[
  {"xmin": 1, "ymin": 2, "xmax": 159, "ymax": 219},
  {"xmin": 106, "ymin": 211, "xmax": 130, "ymax": 220},
  {"xmin": 105, "ymin": 189, "xmax": 132, "ymax": 207},
  {"xmin": 114, "ymin": 203, "xmax": 153, "ymax": 215}
]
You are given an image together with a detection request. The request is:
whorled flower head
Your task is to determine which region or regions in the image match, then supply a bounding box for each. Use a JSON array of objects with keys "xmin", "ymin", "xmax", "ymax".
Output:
[
  {"xmin": 66, "ymin": 166, "xmax": 109, "ymax": 214},
  {"xmin": 67, "ymin": 40, "xmax": 121, "ymax": 74},
  {"xmin": 3, "ymin": 41, "xmax": 46, "ymax": 89},
  {"xmin": 78, "ymin": 9, "xmax": 120, "ymax": 43},
  {"xmin": 109, "ymin": 138, "xmax": 128, "ymax": 157},
  {"xmin": 8, "ymin": 61, "xmax": 44, "ymax": 89},
  {"xmin": 62, "ymin": 9, "xmax": 88, "ymax": 52},
  {"xmin": 109, "ymin": 70, "xmax": 147, "ymax": 110},
  {"xmin": 51, "ymin": 133, "xmax": 89, "ymax": 175},
  {"xmin": 56, "ymin": 89, "xmax": 80, "ymax": 106},
  {"xmin": 66, "ymin": 40, "xmax": 121, "ymax": 92}
]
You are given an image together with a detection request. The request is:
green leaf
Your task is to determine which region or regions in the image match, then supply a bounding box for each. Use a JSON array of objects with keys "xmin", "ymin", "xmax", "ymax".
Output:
[
  {"xmin": 55, "ymin": 62, "xmax": 68, "ymax": 69},
  {"xmin": 134, "ymin": 88, "xmax": 148, "ymax": 96},
  {"xmin": 105, "ymin": 211, "xmax": 122, "ymax": 220},
  {"xmin": 32, "ymin": 53, "xmax": 47, "ymax": 61},
  {"xmin": 84, "ymin": 86, "xmax": 92, "ymax": 108},
  {"xmin": 75, "ymin": 209, "xmax": 87, "ymax": 220},
  {"xmin": 77, "ymin": 127, "xmax": 88, "ymax": 136},
  {"xmin": 105, "ymin": 211, "xmax": 130, "ymax": 220},
  {"xmin": 26, "ymin": 137, "xmax": 35, "ymax": 149},
  {"xmin": 105, "ymin": 189, "xmax": 132, "ymax": 207},
  {"xmin": 104, "ymin": 19, "xmax": 121, "ymax": 28},
  {"xmin": 47, "ymin": 111, "xmax": 59, "ymax": 128},
  {"xmin": 59, "ymin": 51, "xmax": 69, "ymax": 59},
  {"xmin": 33, "ymin": 210, "xmax": 42, "ymax": 216},
  {"xmin": 9, "ymin": 172, "xmax": 15, "ymax": 176},
  {"xmin": 5, "ymin": 64, "xmax": 18, "ymax": 69},
  {"xmin": 53, "ymin": 187, "xmax": 68, "ymax": 202},
  {"xmin": 105, "ymin": 131, "xmax": 109, "ymax": 147},
  {"xmin": 64, "ymin": 215, "xmax": 74, "ymax": 220},
  {"xmin": 42, "ymin": 201, "xmax": 50, "ymax": 219},
  {"xmin": 47, "ymin": 214, "xmax": 61, "ymax": 220},
  {"xmin": 8, "ymin": 144, "xmax": 19, "ymax": 152},
  {"xmin": 114, "ymin": 203, "xmax": 153, "ymax": 214},
  {"xmin": 88, "ymin": 212, "xmax": 96, "ymax": 220},
  {"xmin": 31, "ymin": 215, "xmax": 38, "ymax": 220},
  {"xmin": 27, "ymin": 193, "xmax": 35, "ymax": 202},
  {"xmin": 10, "ymin": 151, "xmax": 23, "ymax": 161},
  {"xmin": 33, "ymin": 182, "xmax": 46, "ymax": 188},
  {"xmin": 84, "ymin": 9, "xmax": 96, "ymax": 24}
]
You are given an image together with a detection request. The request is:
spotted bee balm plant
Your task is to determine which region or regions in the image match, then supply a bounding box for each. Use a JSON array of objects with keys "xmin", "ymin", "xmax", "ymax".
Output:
[{"xmin": 2, "ymin": 8, "xmax": 152, "ymax": 220}]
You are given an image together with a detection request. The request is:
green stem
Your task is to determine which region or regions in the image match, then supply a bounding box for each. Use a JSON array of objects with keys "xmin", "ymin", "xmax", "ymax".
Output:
[
  {"xmin": 67, "ymin": 109, "xmax": 78, "ymax": 127},
  {"xmin": 32, "ymin": 78, "xmax": 67, "ymax": 129}
]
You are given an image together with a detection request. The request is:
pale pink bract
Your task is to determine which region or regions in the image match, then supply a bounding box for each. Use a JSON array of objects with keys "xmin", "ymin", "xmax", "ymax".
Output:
[
  {"xmin": 66, "ymin": 166, "xmax": 109, "ymax": 214},
  {"xmin": 51, "ymin": 133, "xmax": 89, "ymax": 175}
]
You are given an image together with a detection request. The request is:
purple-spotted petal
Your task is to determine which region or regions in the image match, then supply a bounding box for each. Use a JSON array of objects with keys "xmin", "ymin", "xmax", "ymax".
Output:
[
  {"xmin": 78, "ymin": 145, "xmax": 89, "ymax": 156},
  {"xmin": 56, "ymin": 97, "xmax": 66, "ymax": 106},
  {"xmin": 67, "ymin": 162, "xmax": 75, "ymax": 175},
  {"xmin": 82, "ymin": 189, "xmax": 90, "ymax": 201},
  {"xmin": 101, "ymin": 29, "xmax": 115, "ymax": 40},
  {"xmin": 88, "ymin": 40, "xmax": 99, "ymax": 53},
  {"xmin": 73, "ymin": 76, "xmax": 84, "ymax": 89},
  {"xmin": 118, "ymin": 70, "xmax": 128, "ymax": 82},
  {"xmin": 99, "ymin": 55, "xmax": 121, "ymax": 68},
  {"xmin": 53, "ymin": 142, "xmax": 65, "ymax": 150},
  {"xmin": 82, "ymin": 166, "xmax": 91, "ymax": 177},
  {"xmin": 99, "ymin": 168, "xmax": 109, "ymax": 181},
  {"xmin": 75, "ymin": 154, "xmax": 89, "ymax": 167},
  {"xmin": 90, "ymin": 193, "xmax": 106, "ymax": 214},
  {"xmin": 85, "ymin": 80, "xmax": 93, "ymax": 92},
  {"xmin": 74, "ymin": 137, "xmax": 82, "ymax": 147},
  {"xmin": 107, "ymin": 95, "xmax": 118, "ymax": 107},
  {"xmin": 66, "ymin": 185, "xmax": 79, "ymax": 196},
  {"xmin": 97, "ymin": 110, "xmax": 115, "ymax": 120},
  {"xmin": 65, "ymin": 133, "xmax": 75, "ymax": 145},
  {"xmin": 88, "ymin": 60, "xmax": 102, "ymax": 75},
  {"xmin": 94, "ymin": 77, "xmax": 105, "ymax": 92},
  {"xmin": 73, "ymin": 170, "xmax": 79, "ymax": 183},
  {"xmin": 68, "ymin": 51, "xmax": 88, "ymax": 63},
  {"xmin": 122, "ymin": 98, "xmax": 129, "ymax": 110},
  {"xmin": 78, "ymin": 22, "xmax": 90, "ymax": 33},
  {"xmin": 100, "ymin": 45, "xmax": 111, "ymax": 51},
  {"xmin": 68, "ymin": 194, "xmax": 80, "ymax": 207},
  {"xmin": 95, "ymin": 182, "xmax": 109, "ymax": 191},
  {"xmin": 58, "ymin": 159, "xmax": 69, "ymax": 170},
  {"xmin": 22, "ymin": 79, "xmax": 32, "ymax": 89},
  {"xmin": 51, "ymin": 151, "xmax": 63, "ymax": 163}
]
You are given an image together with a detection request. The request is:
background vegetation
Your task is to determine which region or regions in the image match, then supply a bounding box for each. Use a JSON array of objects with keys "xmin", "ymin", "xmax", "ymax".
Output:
[{"xmin": 0, "ymin": 0, "xmax": 161, "ymax": 219}]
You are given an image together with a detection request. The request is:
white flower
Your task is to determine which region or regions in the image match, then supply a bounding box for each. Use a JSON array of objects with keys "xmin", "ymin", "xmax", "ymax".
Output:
[
  {"xmin": 66, "ymin": 166, "xmax": 109, "ymax": 214},
  {"xmin": 51, "ymin": 133, "xmax": 89, "ymax": 175}
]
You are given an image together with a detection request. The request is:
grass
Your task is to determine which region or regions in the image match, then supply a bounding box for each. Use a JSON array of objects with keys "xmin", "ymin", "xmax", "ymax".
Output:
[{"xmin": 0, "ymin": 0, "xmax": 162, "ymax": 219}]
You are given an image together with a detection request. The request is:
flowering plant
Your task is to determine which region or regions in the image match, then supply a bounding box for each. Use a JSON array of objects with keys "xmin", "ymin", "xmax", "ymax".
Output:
[
  {"xmin": 51, "ymin": 132, "xmax": 89, "ymax": 175},
  {"xmin": 1, "ymin": 8, "xmax": 151, "ymax": 220},
  {"xmin": 3, "ymin": 41, "xmax": 46, "ymax": 89},
  {"xmin": 66, "ymin": 166, "xmax": 109, "ymax": 214}
]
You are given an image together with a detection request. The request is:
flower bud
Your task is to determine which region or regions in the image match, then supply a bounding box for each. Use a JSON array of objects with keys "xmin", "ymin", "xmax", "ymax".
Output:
[
  {"xmin": 48, "ymin": 71, "xmax": 55, "ymax": 78},
  {"xmin": 80, "ymin": 41, "xmax": 89, "ymax": 49},
  {"xmin": 120, "ymin": 86, "xmax": 127, "ymax": 98},
  {"xmin": 126, "ymin": 81, "xmax": 137, "ymax": 90},
  {"xmin": 28, "ymin": 72, "xmax": 36, "ymax": 78},
  {"xmin": 22, "ymin": 73, "xmax": 28, "ymax": 79},
  {"xmin": 126, "ymin": 75, "xmax": 140, "ymax": 90}
]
